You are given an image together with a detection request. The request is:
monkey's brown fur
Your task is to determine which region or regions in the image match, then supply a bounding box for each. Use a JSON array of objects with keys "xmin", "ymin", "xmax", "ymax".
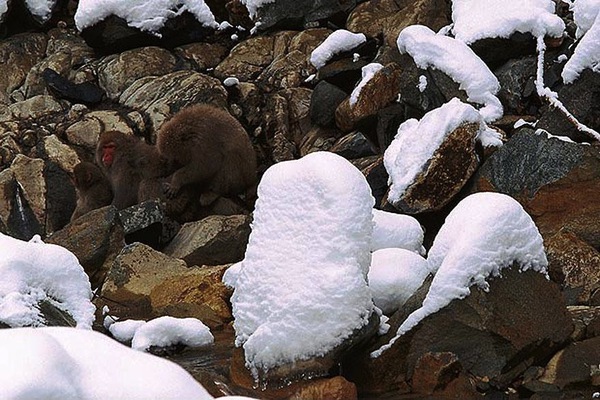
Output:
[
  {"xmin": 157, "ymin": 104, "xmax": 257, "ymax": 201},
  {"xmin": 71, "ymin": 161, "xmax": 113, "ymax": 221},
  {"xmin": 95, "ymin": 130, "xmax": 166, "ymax": 210}
]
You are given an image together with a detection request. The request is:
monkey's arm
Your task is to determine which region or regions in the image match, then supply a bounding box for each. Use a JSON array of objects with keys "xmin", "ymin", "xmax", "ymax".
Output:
[{"xmin": 164, "ymin": 157, "xmax": 221, "ymax": 199}]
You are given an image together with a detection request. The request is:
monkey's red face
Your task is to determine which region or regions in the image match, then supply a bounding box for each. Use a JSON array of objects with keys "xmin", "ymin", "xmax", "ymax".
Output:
[{"xmin": 102, "ymin": 142, "xmax": 116, "ymax": 167}]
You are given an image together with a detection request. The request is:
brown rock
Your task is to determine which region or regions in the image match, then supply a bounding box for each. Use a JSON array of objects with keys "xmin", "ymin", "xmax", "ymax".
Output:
[
  {"xmin": 385, "ymin": 123, "xmax": 480, "ymax": 214},
  {"xmin": 174, "ymin": 42, "xmax": 229, "ymax": 71},
  {"xmin": 347, "ymin": 0, "xmax": 452, "ymax": 47},
  {"xmin": 289, "ymin": 376, "xmax": 358, "ymax": 400},
  {"xmin": 344, "ymin": 269, "xmax": 573, "ymax": 395},
  {"xmin": 163, "ymin": 214, "xmax": 252, "ymax": 267},
  {"xmin": 546, "ymin": 231, "xmax": 600, "ymax": 305},
  {"xmin": 97, "ymin": 46, "xmax": 178, "ymax": 100},
  {"xmin": 47, "ymin": 206, "xmax": 125, "ymax": 289},
  {"xmin": 539, "ymin": 336, "xmax": 600, "ymax": 389},
  {"xmin": 100, "ymin": 242, "xmax": 193, "ymax": 320},
  {"xmin": 214, "ymin": 36, "xmax": 275, "ymax": 82},
  {"xmin": 567, "ymin": 306, "xmax": 600, "ymax": 341},
  {"xmin": 150, "ymin": 264, "xmax": 233, "ymax": 329},
  {"xmin": 411, "ymin": 352, "xmax": 462, "ymax": 394},
  {"xmin": 65, "ymin": 110, "xmax": 135, "ymax": 151},
  {"xmin": 335, "ymin": 63, "xmax": 403, "ymax": 132},
  {"xmin": 0, "ymin": 33, "xmax": 48, "ymax": 104},
  {"xmin": 474, "ymin": 129, "xmax": 600, "ymax": 248},
  {"xmin": 10, "ymin": 155, "xmax": 46, "ymax": 228}
]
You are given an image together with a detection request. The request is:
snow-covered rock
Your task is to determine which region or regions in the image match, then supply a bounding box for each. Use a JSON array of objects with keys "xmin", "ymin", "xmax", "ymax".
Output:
[
  {"xmin": 562, "ymin": 11, "xmax": 600, "ymax": 84},
  {"xmin": 451, "ymin": 0, "xmax": 565, "ymax": 43},
  {"xmin": 368, "ymin": 248, "xmax": 429, "ymax": 315},
  {"xmin": 131, "ymin": 316, "xmax": 214, "ymax": 352},
  {"xmin": 572, "ymin": 0, "xmax": 600, "ymax": 38},
  {"xmin": 0, "ymin": 234, "xmax": 95, "ymax": 329},
  {"xmin": 397, "ymin": 24, "xmax": 503, "ymax": 122},
  {"xmin": 231, "ymin": 151, "xmax": 375, "ymax": 379},
  {"xmin": 371, "ymin": 209, "xmax": 424, "ymax": 254},
  {"xmin": 372, "ymin": 192, "xmax": 548, "ymax": 357},
  {"xmin": 310, "ymin": 30, "xmax": 367, "ymax": 69}
]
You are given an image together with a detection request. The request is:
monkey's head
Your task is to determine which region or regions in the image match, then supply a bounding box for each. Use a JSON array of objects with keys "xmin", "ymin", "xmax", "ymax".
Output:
[
  {"xmin": 96, "ymin": 131, "xmax": 129, "ymax": 169},
  {"xmin": 73, "ymin": 161, "xmax": 104, "ymax": 190}
]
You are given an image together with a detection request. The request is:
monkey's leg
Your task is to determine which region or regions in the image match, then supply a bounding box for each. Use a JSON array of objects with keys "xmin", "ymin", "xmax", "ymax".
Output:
[{"xmin": 164, "ymin": 164, "xmax": 216, "ymax": 199}]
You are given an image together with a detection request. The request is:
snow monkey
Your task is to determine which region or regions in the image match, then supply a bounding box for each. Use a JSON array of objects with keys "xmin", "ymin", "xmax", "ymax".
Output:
[
  {"xmin": 70, "ymin": 161, "xmax": 113, "ymax": 221},
  {"xmin": 95, "ymin": 130, "xmax": 165, "ymax": 210},
  {"xmin": 157, "ymin": 104, "xmax": 258, "ymax": 206}
]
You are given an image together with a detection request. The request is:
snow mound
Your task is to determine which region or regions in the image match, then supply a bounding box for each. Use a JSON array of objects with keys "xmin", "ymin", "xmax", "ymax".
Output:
[
  {"xmin": 310, "ymin": 29, "xmax": 367, "ymax": 69},
  {"xmin": 452, "ymin": 0, "xmax": 565, "ymax": 44},
  {"xmin": 372, "ymin": 209, "xmax": 425, "ymax": 255},
  {"xmin": 397, "ymin": 25, "xmax": 503, "ymax": 122},
  {"xmin": 383, "ymin": 98, "xmax": 495, "ymax": 204},
  {"xmin": 131, "ymin": 316, "xmax": 214, "ymax": 352},
  {"xmin": 0, "ymin": 327, "xmax": 213, "ymax": 400},
  {"xmin": 231, "ymin": 151, "xmax": 375, "ymax": 379},
  {"xmin": 0, "ymin": 233, "xmax": 95, "ymax": 329},
  {"xmin": 371, "ymin": 192, "xmax": 547, "ymax": 357},
  {"xmin": 240, "ymin": 0, "xmax": 275, "ymax": 18},
  {"xmin": 109, "ymin": 319, "xmax": 147, "ymax": 343},
  {"xmin": 368, "ymin": 248, "xmax": 429, "ymax": 316},
  {"xmin": 25, "ymin": 0, "xmax": 57, "ymax": 22},
  {"xmin": 573, "ymin": 0, "xmax": 600, "ymax": 38},
  {"xmin": 562, "ymin": 11, "xmax": 600, "ymax": 84},
  {"xmin": 75, "ymin": 0, "xmax": 218, "ymax": 34}
]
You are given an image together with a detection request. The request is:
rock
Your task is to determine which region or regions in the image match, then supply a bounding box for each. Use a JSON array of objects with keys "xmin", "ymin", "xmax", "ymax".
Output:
[
  {"xmin": 99, "ymin": 242, "xmax": 194, "ymax": 320},
  {"xmin": 469, "ymin": 32, "xmax": 537, "ymax": 70},
  {"xmin": 289, "ymin": 376, "xmax": 358, "ymax": 400},
  {"xmin": 474, "ymin": 129, "xmax": 600, "ymax": 245},
  {"xmin": 47, "ymin": 206, "xmax": 125, "ymax": 289},
  {"xmin": 249, "ymin": 0, "xmax": 357, "ymax": 31},
  {"xmin": 539, "ymin": 336, "xmax": 600, "ymax": 389},
  {"xmin": 384, "ymin": 122, "xmax": 480, "ymax": 214},
  {"xmin": 119, "ymin": 70, "xmax": 227, "ymax": 133},
  {"xmin": 79, "ymin": 13, "xmax": 217, "ymax": 54},
  {"xmin": 346, "ymin": 0, "xmax": 451, "ymax": 47},
  {"xmin": 546, "ymin": 231, "xmax": 600, "ymax": 305},
  {"xmin": 316, "ymin": 58, "xmax": 369, "ymax": 94},
  {"xmin": 0, "ymin": 298, "xmax": 77, "ymax": 329},
  {"xmin": 9, "ymin": 154, "xmax": 46, "ymax": 232},
  {"xmin": 0, "ymin": 33, "xmax": 48, "ymax": 105},
  {"xmin": 537, "ymin": 69, "xmax": 600, "ymax": 142},
  {"xmin": 174, "ymin": 42, "xmax": 229, "ymax": 71},
  {"xmin": 330, "ymin": 131, "xmax": 376, "ymax": 160},
  {"xmin": 0, "ymin": 95, "xmax": 66, "ymax": 122},
  {"xmin": 310, "ymin": 80, "xmax": 348, "ymax": 128},
  {"xmin": 359, "ymin": 156, "xmax": 388, "ymax": 208},
  {"xmin": 0, "ymin": 167, "xmax": 42, "ymax": 240},
  {"xmin": 163, "ymin": 214, "xmax": 251, "ymax": 267},
  {"xmin": 41, "ymin": 157, "xmax": 77, "ymax": 234},
  {"xmin": 39, "ymin": 134, "xmax": 80, "ymax": 174},
  {"xmin": 344, "ymin": 269, "xmax": 573, "ymax": 394},
  {"xmin": 495, "ymin": 55, "xmax": 538, "ymax": 115},
  {"xmin": 298, "ymin": 126, "xmax": 338, "ymax": 156},
  {"xmin": 118, "ymin": 200, "xmax": 178, "ymax": 249},
  {"xmin": 149, "ymin": 264, "xmax": 233, "ymax": 329},
  {"xmin": 65, "ymin": 110, "xmax": 135, "ymax": 151},
  {"xmin": 411, "ymin": 352, "xmax": 480, "ymax": 398},
  {"xmin": 567, "ymin": 306, "xmax": 600, "ymax": 341},
  {"xmin": 97, "ymin": 46, "xmax": 178, "ymax": 100},
  {"xmin": 214, "ymin": 36, "xmax": 276, "ymax": 82},
  {"xmin": 41, "ymin": 68, "xmax": 104, "ymax": 105}
]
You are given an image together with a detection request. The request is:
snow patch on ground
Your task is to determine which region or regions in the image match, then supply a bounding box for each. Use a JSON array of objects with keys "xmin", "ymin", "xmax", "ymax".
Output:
[{"xmin": 372, "ymin": 209, "xmax": 425, "ymax": 255}]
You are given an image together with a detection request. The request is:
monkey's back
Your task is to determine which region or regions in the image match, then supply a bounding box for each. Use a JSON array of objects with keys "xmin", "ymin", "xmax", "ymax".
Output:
[{"xmin": 157, "ymin": 104, "xmax": 257, "ymax": 195}]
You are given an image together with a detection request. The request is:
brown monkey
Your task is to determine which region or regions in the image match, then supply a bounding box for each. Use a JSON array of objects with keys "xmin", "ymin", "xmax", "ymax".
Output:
[
  {"xmin": 157, "ymin": 104, "xmax": 257, "ymax": 204},
  {"xmin": 95, "ymin": 130, "xmax": 166, "ymax": 210},
  {"xmin": 71, "ymin": 161, "xmax": 113, "ymax": 221}
]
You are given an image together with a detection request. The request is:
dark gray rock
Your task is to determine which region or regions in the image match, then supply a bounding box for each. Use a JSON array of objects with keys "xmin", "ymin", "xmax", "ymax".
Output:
[{"xmin": 310, "ymin": 80, "xmax": 348, "ymax": 128}]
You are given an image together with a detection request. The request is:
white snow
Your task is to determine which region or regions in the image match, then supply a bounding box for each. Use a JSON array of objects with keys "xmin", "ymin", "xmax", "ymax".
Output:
[
  {"xmin": 223, "ymin": 261, "xmax": 243, "ymax": 289},
  {"xmin": 109, "ymin": 319, "xmax": 147, "ymax": 343},
  {"xmin": 372, "ymin": 209, "xmax": 425, "ymax": 255},
  {"xmin": 572, "ymin": 0, "xmax": 600, "ymax": 38},
  {"xmin": 74, "ymin": 0, "xmax": 218, "ymax": 34},
  {"xmin": 240, "ymin": 0, "xmax": 275, "ymax": 18},
  {"xmin": 397, "ymin": 25, "xmax": 503, "ymax": 122},
  {"xmin": 310, "ymin": 29, "xmax": 367, "ymax": 69},
  {"xmin": 131, "ymin": 316, "xmax": 214, "ymax": 352},
  {"xmin": 368, "ymin": 248, "xmax": 429, "ymax": 316},
  {"xmin": 0, "ymin": 0, "xmax": 8, "ymax": 20},
  {"xmin": 383, "ymin": 98, "xmax": 491, "ymax": 203},
  {"xmin": 562, "ymin": 11, "xmax": 600, "ymax": 84},
  {"xmin": 371, "ymin": 192, "xmax": 548, "ymax": 357},
  {"xmin": 451, "ymin": 0, "xmax": 565, "ymax": 44},
  {"xmin": 0, "ymin": 327, "xmax": 214, "ymax": 400},
  {"xmin": 350, "ymin": 63, "xmax": 384, "ymax": 107},
  {"xmin": 25, "ymin": 0, "xmax": 56, "ymax": 22},
  {"xmin": 231, "ymin": 151, "xmax": 375, "ymax": 380},
  {"xmin": 417, "ymin": 75, "xmax": 428, "ymax": 92},
  {"xmin": 223, "ymin": 77, "xmax": 240, "ymax": 86},
  {"xmin": 0, "ymin": 233, "xmax": 95, "ymax": 329}
]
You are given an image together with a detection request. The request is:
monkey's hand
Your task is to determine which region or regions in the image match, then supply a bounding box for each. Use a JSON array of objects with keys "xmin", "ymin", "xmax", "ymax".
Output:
[{"xmin": 163, "ymin": 182, "xmax": 180, "ymax": 199}]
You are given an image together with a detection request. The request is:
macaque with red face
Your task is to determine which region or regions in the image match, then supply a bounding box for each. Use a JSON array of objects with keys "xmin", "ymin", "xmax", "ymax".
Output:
[
  {"xmin": 157, "ymin": 104, "xmax": 257, "ymax": 205},
  {"xmin": 95, "ymin": 131, "xmax": 165, "ymax": 210},
  {"xmin": 70, "ymin": 161, "xmax": 113, "ymax": 221}
]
